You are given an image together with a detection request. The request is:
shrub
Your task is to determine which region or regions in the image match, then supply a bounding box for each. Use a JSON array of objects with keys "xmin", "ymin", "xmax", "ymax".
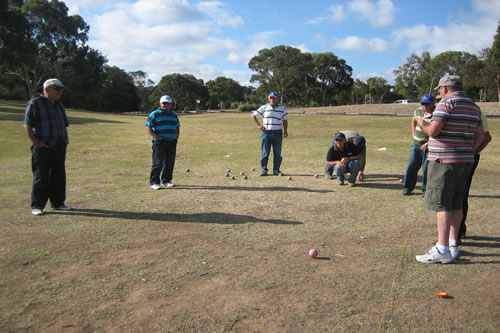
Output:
[{"xmin": 238, "ymin": 103, "xmax": 259, "ymax": 112}]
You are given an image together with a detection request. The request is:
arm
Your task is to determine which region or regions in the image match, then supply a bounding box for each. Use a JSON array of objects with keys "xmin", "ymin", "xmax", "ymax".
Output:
[
  {"xmin": 411, "ymin": 117, "xmax": 417, "ymax": 138},
  {"xmin": 251, "ymin": 113, "xmax": 265, "ymax": 132},
  {"xmin": 23, "ymin": 124, "xmax": 48, "ymax": 148},
  {"xmin": 283, "ymin": 119, "xmax": 288, "ymax": 137},
  {"xmin": 176, "ymin": 127, "xmax": 180, "ymax": 140},
  {"xmin": 475, "ymin": 131, "xmax": 491, "ymax": 153},
  {"xmin": 146, "ymin": 126, "xmax": 162, "ymax": 140},
  {"xmin": 417, "ymin": 119, "xmax": 444, "ymax": 137},
  {"xmin": 472, "ymin": 126, "xmax": 489, "ymax": 153}
]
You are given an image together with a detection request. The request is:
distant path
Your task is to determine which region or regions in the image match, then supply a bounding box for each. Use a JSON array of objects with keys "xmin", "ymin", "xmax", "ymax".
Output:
[{"xmin": 288, "ymin": 102, "xmax": 500, "ymax": 117}]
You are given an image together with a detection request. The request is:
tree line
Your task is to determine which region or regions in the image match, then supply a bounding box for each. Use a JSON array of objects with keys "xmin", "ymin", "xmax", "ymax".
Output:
[{"xmin": 1, "ymin": 1, "xmax": 499, "ymax": 113}]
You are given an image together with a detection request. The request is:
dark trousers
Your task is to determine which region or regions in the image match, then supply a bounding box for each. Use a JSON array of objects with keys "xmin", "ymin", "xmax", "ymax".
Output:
[
  {"xmin": 150, "ymin": 139, "xmax": 177, "ymax": 185},
  {"xmin": 459, "ymin": 154, "xmax": 480, "ymax": 238},
  {"xmin": 31, "ymin": 145, "xmax": 67, "ymax": 209}
]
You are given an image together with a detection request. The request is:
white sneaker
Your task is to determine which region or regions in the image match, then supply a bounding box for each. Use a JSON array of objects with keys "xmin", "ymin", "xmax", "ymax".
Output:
[
  {"xmin": 54, "ymin": 204, "xmax": 72, "ymax": 211},
  {"xmin": 166, "ymin": 182, "xmax": 176, "ymax": 188},
  {"xmin": 32, "ymin": 209, "xmax": 44, "ymax": 216},
  {"xmin": 416, "ymin": 246, "xmax": 453, "ymax": 264},
  {"xmin": 450, "ymin": 246, "xmax": 460, "ymax": 260},
  {"xmin": 150, "ymin": 184, "xmax": 161, "ymax": 190}
]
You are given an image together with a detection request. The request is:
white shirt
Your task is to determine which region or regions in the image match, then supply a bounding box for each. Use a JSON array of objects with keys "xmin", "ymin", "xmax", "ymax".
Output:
[{"xmin": 253, "ymin": 103, "xmax": 288, "ymax": 130}]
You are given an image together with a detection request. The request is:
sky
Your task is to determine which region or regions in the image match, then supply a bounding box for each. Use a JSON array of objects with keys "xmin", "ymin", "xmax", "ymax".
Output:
[{"xmin": 63, "ymin": 0, "xmax": 500, "ymax": 86}]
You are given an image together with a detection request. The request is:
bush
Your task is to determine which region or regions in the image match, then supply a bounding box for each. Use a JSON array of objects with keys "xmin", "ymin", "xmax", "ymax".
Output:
[
  {"xmin": 230, "ymin": 102, "xmax": 240, "ymax": 109},
  {"xmin": 238, "ymin": 103, "xmax": 260, "ymax": 112}
]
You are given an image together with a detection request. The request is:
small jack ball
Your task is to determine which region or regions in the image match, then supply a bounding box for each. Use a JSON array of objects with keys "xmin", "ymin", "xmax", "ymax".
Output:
[
  {"xmin": 240, "ymin": 171, "xmax": 245, "ymax": 175},
  {"xmin": 314, "ymin": 174, "xmax": 318, "ymax": 178},
  {"xmin": 287, "ymin": 176, "xmax": 292, "ymax": 180},
  {"xmin": 251, "ymin": 168, "xmax": 256, "ymax": 171},
  {"xmin": 399, "ymin": 178, "xmax": 404, "ymax": 183},
  {"xmin": 227, "ymin": 169, "xmax": 231, "ymax": 173},
  {"xmin": 309, "ymin": 249, "xmax": 318, "ymax": 258}
]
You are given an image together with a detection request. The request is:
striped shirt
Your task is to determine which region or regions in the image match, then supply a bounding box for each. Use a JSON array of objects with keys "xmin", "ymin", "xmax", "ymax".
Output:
[
  {"xmin": 427, "ymin": 91, "xmax": 481, "ymax": 163},
  {"xmin": 145, "ymin": 109, "xmax": 180, "ymax": 141},
  {"xmin": 24, "ymin": 96, "xmax": 69, "ymax": 148},
  {"xmin": 253, "ymin": 103, "xmax": 288, "ymax": 130},
  {"xmin": 413, "ymin": 107, "xmax": 432, "ymax": 144}
]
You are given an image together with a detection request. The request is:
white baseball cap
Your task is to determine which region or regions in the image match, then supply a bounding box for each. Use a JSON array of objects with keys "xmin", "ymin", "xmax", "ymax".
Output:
[
  {"xmin": 160, "ymin": 95, "xmax": 172, "ymax": 103},
  {"xmin": 43, "ymin": 78, "xmax": 64, "ymax": 90}
]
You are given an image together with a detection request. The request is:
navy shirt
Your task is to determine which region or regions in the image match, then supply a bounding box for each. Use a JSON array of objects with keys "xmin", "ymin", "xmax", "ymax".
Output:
[
  {"xmin": 24, "ymin": 96, "xmax": 69, "ymax": 148},
  {"xmin": 326, "ymin": 142, "xmax": 360, "ymax": 162}
]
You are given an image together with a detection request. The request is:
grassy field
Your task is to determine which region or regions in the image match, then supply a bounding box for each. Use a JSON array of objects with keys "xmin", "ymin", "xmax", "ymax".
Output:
[{"xmin": 1, "ymin": 100, "xmax": 499, "ymax": 332}]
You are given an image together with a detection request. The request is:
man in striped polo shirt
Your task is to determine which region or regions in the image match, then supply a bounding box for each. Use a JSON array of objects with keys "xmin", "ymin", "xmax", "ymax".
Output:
[
  {"xmin": 24, "ymin": 79, "xmax": 73, "ymax": 216},
  {"xmin": 415, "ymin": 75, "xmax": 484, "ymax": 264},
  {"xmin": 251, "ymin": 92, "xmax": 288, "ymax": 176},
  {"xmin": 402, "ymin": 94, "xmax": 435, "ymax": 195},
  {"xmin": 146, "ymin": 95, "xmax": 180, "ymax": 190}
]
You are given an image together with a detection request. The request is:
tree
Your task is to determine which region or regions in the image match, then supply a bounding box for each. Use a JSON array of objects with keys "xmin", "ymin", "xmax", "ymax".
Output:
[
  {"xmin": 312, "ymin": 52, "xmax": 353, "ymax": 106},
  {"xmin": 151, "ymin": 73, "xmax": 209, "ymax": 111},
  {"xmin": 206, "ymin": 76, "xmax": 244, "ymax": 109},
  {"xmin": 491, "ymin": 22, "xmax": 500, "ymax": 101},
  {"xmin": 248, "ymin": 45, "xmax": 308, "ymax": 104},
  {"xmin": 3, "ymin": 0, "xmax": 90, "ymax": 99},
  {"xmin": 97, "ymin": 66, "xmax": 138, "ymax": 113},
  {"xmin": 130, "ymin": 70, "xmax": 154, "ymax": 112}
]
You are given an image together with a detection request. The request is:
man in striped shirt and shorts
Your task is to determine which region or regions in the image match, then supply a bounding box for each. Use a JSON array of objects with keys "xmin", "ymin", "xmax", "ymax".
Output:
[
  {"xmin": 415, "ymin": 75, "xmax": 484, "ymax": 264},
  {"xmin": 251, "ymin": 92, "xmax": 288, "ymax": 176}
]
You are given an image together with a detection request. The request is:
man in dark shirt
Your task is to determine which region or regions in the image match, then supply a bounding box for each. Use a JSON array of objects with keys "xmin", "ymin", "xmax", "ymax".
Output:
[
  {"xmin": 326, "ymin": 132, "xmax": 362, "ymax": 186},
  {"xmin": 23, "ymin": 78, "xmax": 72, "ymax": 215}
]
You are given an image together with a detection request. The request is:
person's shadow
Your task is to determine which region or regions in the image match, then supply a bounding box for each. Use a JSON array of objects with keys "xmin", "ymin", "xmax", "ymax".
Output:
[
  {"xmin": 454, "ymin": 236, "xmax": 500, "ymax": 264},
  {"xmin": 51, "ymin": 208, "xmax": 302, "ymax": 225}
]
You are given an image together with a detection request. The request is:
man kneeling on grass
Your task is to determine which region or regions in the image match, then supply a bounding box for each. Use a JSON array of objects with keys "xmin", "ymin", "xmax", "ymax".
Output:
[{"xmin": 326, "ymin": 132, "xmax": 362, "ymax": 187}]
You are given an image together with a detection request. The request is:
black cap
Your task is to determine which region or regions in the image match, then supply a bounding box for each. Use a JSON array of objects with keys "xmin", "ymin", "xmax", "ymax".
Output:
[{"xmin": 334, "ymin": 132, "xmax": 346, "ymax": 140}]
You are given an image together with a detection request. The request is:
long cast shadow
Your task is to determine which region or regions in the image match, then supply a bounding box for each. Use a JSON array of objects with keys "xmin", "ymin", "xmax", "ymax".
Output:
[
  {"xmin": 176, "ymin": 184, "xmax": 332, "ymax": 193},
  {"xmin": 51, "ymin": 209, "xmax": 302, "ymax": 225}
]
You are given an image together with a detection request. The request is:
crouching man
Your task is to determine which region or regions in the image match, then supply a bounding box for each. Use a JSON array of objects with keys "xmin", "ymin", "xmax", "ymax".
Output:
[{"xmin": 326, "ymin": 132, "xmax": 362, "ymax": 187}]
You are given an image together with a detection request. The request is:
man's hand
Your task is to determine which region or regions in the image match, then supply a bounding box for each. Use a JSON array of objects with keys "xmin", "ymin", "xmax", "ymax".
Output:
[
  {"xmin": 34, "ymin": 142, "xmax": 49, "ymax": 148},
  {"xmin": 420, "ymin": 143, "xmax": 428, "ymax": 152},
  {"xmin": 257, "ymin": 125, "xmax": 266, "ymax": 132}
]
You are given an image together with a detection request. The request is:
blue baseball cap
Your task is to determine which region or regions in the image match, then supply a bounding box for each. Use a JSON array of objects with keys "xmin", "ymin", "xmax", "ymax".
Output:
[
  {"xmin": 420, "ymin": 94, "xmax": 435, "ymax": 104},
  {"xmin": 268, "ymin": 92, "xmax": 278, "ymax": 98}
]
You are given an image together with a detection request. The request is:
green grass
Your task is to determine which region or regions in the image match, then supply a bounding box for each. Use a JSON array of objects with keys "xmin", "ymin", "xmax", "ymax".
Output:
[{"xmin": 1, "ymin": 100, "xmax": 499, "ymax": 332}]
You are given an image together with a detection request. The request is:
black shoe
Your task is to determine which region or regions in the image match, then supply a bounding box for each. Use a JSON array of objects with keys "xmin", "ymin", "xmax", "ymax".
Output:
[
  {"xmin": 402, "ymin": 188, "xmax": 411, "ymax": 196},
  {"xmin": 260, "ymin": 170, "xmax": 268, "ymax": 176}
]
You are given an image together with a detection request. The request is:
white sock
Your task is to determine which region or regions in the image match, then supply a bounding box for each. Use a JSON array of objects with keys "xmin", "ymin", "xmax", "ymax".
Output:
[
  {"xmin": 436, "ymin": 243, "xmax": 449, "ymax": 253},
  {"xmin": 449, "ymin": 239, "xmax": 457, "ymax": 247}
]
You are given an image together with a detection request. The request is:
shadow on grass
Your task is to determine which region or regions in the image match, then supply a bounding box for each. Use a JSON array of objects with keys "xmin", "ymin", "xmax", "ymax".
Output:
[
  {"xmin": 176, "ymin": 184, "xmax": 332, "ymax": 193},
  {"xmin": 0, "ymin": 107, "xmax": 126, "ymax": 124},
  {"xmin": 51, "ymin": 209, "xmax": 302, "ymax": 225},
  {"xmin": 469, "ymin": 194, "xmax": 500, "ymax": 199}
]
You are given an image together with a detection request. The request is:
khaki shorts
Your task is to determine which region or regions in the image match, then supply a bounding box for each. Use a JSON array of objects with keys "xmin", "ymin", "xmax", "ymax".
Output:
[{"xmin": 424, "ymin": 161, "xmax": 473, "ymax": 212}]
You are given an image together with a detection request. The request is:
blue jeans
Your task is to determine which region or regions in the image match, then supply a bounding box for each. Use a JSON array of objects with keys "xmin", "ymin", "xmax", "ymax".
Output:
[
  {"xmin": 334, "ymin": 160, "xmax": 361, "ymax": 183},
  {"xmin": 403, "ymin": 143, "xmax": 428, "ymax": 192},
  {"xmin": 150, "ymin": 139, "xmax": 177, "ymax": 185},
  {"xmin": 260, "ymin": 130, "xmax": 283, "ymax": 171}
]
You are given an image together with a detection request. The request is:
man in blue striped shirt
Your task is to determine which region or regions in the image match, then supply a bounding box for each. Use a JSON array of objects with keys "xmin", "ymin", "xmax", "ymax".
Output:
[
  {"xmin": 145, "ymin": 95, "xmax": 180, "ymax": 189},
  {"xmin": 251, "ymin": 92, "xmax": 289, "ymax": 176},
  {"xmin": 23, "ymin": 78, "xmax": 72, "ymax": 215}
]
